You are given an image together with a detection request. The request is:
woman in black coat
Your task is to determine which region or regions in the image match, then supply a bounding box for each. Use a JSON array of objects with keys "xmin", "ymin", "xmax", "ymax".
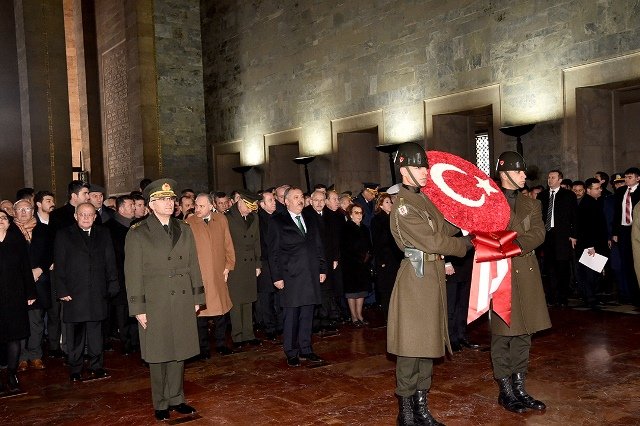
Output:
[
  {"xmin": 340, "ymin": 204, "xmax": 372, "ymax": 326},
  {"xmin": 0, "ymin": 208, "xmax": 36, "ymax": 393},
  {"xmin": 371, "ymin": 194, "xmax": 404, "ymax": 320}
]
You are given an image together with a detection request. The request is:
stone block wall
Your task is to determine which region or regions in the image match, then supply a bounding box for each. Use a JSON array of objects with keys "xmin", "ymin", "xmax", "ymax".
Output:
[{"xmin": 200, "ymin": 0, "xmax": 640, "ymax": 182}]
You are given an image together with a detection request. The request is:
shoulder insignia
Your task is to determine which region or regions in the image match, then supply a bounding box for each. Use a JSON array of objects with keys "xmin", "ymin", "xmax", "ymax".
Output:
[
  {"xmin": 130, "ymin": 222, "xmax": 142, "ymax": 230},
  {"xmin": 397, "ymin": 198, "xmax": 408, "ymax": 216},
  {"xmin": 183, "ymin": 220, "xmax": 190, "ymax": 226}
]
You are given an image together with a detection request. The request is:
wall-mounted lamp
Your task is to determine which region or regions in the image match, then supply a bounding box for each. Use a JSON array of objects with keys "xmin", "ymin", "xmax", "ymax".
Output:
[
  {"xmin": 375, "ymin": 143, "xmax": 401, "ymax": 184},
  {"xmin": 499, "ymin": 124, "xmax": 536, "ymax": 155},
  {"xmin": 232, "ymin": 166, "xmax": 253, "ymax": 190}
]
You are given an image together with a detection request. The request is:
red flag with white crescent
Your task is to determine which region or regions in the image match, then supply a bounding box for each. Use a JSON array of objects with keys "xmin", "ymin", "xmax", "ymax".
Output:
[{"xmin": 421, "ymin": 151, "xmax": 516, "ymax": 325}]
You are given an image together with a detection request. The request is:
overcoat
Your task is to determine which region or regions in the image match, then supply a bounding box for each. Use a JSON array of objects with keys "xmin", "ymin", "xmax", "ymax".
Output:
[
  {"xmin": 267, "ymin": 209, "xmax": 326, "ymax": 307},
  {"xmin": 106, "ymin": 214, "xmax": 131, "ymax": 306},
  {"xmin": 226, "ymin": 207, "xmax": 261, "ymax": 304},
  {"xmin": 491, "ymin": 191, "xmax": 551, "ymax": 336},
  {"xmin": 371, "ymin": 211, "xmax": 403, "ymax": 296},
  {"xmin": 0, "ymin": 228, "xmax": 37, "ymax": 342},
  {"xmin": 26, "ymin": 221, "xmax": 54, "ymax": 310},
  {"xmin": 55, "ymin": 224, "xmax": 119, "ymax": 322},
  {"xmin": 340, "ymin": 220, "xmax": 372, "ymax": 294},
  {"xmin": 124, "ymin": 214, "xmax": 205, "ymax": 363},
  {"xmin": 387, "ymin": 186, "xmax": 467, "ymax": 358},
  {"xmin": 186, "ymin": 213, "xmax": 235, "ymax": 316}
]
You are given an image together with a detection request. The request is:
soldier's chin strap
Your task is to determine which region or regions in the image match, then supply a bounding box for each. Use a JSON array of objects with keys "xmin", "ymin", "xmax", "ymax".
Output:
[
  {"xmin": 405, "ymin": 167, "xmax": 422, "ymax": 188},
  {"xmin": 503, "ymin": 171, "xmax": 522, "ymax": 190}
]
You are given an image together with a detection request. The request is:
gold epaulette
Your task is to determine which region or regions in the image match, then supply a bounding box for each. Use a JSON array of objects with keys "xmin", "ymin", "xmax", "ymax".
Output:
[{"xmin": 130, "ymin": 222, "xmax": 142, "ymax": 230}]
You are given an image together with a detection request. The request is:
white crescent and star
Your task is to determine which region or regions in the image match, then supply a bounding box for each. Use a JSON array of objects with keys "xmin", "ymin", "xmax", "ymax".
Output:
[{"xmin": 429, "ymin": 163, "xmax": 498, "ymax": 207}]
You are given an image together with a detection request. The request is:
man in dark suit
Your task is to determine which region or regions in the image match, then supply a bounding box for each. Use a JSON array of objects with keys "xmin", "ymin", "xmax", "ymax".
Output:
[
  {"xmin": 353, "ymin": 182, "xmax": 378, "ymax": 228},
  {"xmin": 256, "ymin": 190, "xmax": 282, "ymax": 340},
  {"xmin": 444, "ymin": 247, "xmax": 478, "ymax": 352},
  {"xmin": 47, "ymin": 180, "xmax": 90, "ymax": 359},
  {"xmin": 106, "ymin": 195, "xmax": 139, "ymax": 354},
  {"xmin": 267, "ymin": 187, "xmax": 327, "ymax": 367},
  {"xmin": 55, "ymin": 202, "xmax": 118, "ymax": 381},
  {"xmin": 575, "ymin": 178, "xmax": 608, "ymax": 309},
  {"xmin": 611, "ymin": 167, "xmax": 640, "ymax": 305},
  {"xmin": 88, "ymin": 184, "xmax": 113, "ymax": 225},
  {"xmin": 304, "ymin": 189, "xmax": 341, "ymax": 334},
  {"xmin": 538, "ymin": 169, "xmax": 577, "ymax": 307}
]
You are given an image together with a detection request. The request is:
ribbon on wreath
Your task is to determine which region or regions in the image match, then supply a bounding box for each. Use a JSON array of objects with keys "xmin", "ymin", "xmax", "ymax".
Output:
[{"xmin": 467, "ymin": 230, "xmax": 522, "ymax": 326}]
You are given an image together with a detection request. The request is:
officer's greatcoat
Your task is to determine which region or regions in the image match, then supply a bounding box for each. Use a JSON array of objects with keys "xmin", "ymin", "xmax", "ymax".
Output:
[
  {"xmin": 387, "ymin": 186, "xmax": 467, "ymax": 358},
  {"xmin": 491, "ymin": 192, "xmax": 551, "ymax": 336},
  {"xmin": 124, "ymin": 214, "xmax": 205, "ymax": 363}
]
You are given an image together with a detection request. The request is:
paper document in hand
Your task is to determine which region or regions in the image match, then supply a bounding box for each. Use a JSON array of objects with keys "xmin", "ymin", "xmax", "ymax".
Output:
[{"xmin": 578, "ymin": 249, "xmax": 608, "ymax": 273}]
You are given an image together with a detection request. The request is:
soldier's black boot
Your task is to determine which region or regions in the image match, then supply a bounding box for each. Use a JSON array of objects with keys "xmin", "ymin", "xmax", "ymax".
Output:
[
  {"xmin": 512, "ymin": 372, "xmax": 546, "ymax": 410},
  {"xmin": 397, "ymin": 395, "xmax": 416, "ymax": 426},
  {"xmin": 412, "ymin": 389, "xmax": 445, "ymax": 426},
  {"xmin": 496, "ymin": 377, "xmax": 527, "ymax": 413}
]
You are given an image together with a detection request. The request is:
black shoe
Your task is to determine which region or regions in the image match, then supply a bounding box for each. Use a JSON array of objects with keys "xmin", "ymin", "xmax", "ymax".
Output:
[
  {"xmin": 70, "ymin": 373, "xmax": 82, "ymax": 382},
  {"xmin": 496, "ymin": 377, "xmax": 527, "ymax": 413},
  {"xmin": 49, "ymin": 349, "xmax": 66, "ymax": 359},
  {"xmin": 88, "ymin": 368, "xmax": 110, "ymax": 379},
  {"xmin": 412, "ymin": 389, "xmax": 444, "ymax": 426},
  {"xmin": 232, "ymin": 341, "xmax": 245, "ymax": 349},
  {"xmin": 460, "ymin": 338, "xmax": 481, "ymax": 349},
  {"xmin": 245, "ymin": 338, "xmax": 262, "ymax": 346},
  {"xmin": 264, "ymin": 332, "xmax": 278, "ymax": 341},
  {"xmin": 287, "ymin": 356, "xmax": 300, "ymax": 367},
  {"xmin": 6, "ymin": 371, "xmax": 21, "ymax": 393},
  {"xmin": 450, "ymin": 341, "xmax": 462, "ymax": 352},
  {"xmin": 512, "ymin": 372, "xmax": 546, "ymax": 410},
  {"xmin": 216, "ymin": 346, "xmax": 233, "ymax": 356},
  {"xmin": 199, "ymin": 351, "xmax": 211, "ymax": 360},
  {"xmin": 300, "ymin": 352, "xmax": 323, "ymax": 363},
  {"xmin": 169, "ymin": 403, "xmax": 196, "ymax": 415},
  {"xmin": 154, "ymin": 409, "xmax": 170, "ymax": 421}
]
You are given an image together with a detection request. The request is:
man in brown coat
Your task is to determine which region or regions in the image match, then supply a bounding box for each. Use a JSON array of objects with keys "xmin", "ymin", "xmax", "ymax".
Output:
[
  {"xmin": 492, "ymin": 151, "xmax": 551, "ymax": 413},
  {"xmin": 187, "ymin": 193, "xmax": 235, "ymax": 357},
  {"xmin": 388, "ymin": 142, "xmax": 472, "ymax": 426}
]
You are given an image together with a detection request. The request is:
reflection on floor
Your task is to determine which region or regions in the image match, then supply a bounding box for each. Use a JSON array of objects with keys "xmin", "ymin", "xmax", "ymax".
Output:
[{"xmin": 1, "ymin": 306, "xmax": 639, "ymax": 425}]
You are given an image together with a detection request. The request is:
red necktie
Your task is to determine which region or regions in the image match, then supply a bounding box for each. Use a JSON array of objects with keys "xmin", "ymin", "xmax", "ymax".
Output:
[{"xmin": 625, "ymin": 188, "xmax": 632, "ymax": 224}]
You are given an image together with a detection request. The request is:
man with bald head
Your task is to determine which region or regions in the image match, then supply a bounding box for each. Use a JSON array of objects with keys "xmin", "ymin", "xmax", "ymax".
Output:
[
  {"xmin": 55, "ymin": 202, "xmax": 118, "ymax": 381},
  {"xmin": 267, "ymin": 187, "xmax": 327, "ymax": 366}
]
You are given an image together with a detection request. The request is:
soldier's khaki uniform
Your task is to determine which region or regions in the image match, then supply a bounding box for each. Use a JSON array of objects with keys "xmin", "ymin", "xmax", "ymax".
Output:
[
  {"xmin": 125, "ymin": 213, "xmax": 205, "ymax": 410},
  {"xmin": 388, "ymin": 185, "xmax": 468, "ymax": 396}
]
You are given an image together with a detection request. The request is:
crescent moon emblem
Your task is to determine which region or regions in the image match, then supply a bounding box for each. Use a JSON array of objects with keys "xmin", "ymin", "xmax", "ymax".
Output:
[{"xmin": 430, "ymin": 163, "xmax": 486, "ymax": 207}]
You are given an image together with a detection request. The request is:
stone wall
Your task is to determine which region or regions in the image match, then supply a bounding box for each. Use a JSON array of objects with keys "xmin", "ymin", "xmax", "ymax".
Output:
[
  {"xmin": 201, "ymin": 0, "xmax": 640, "ymax": 184},
  {"xmin": 154, "ymin": 0, "xmax": 208, "ymax": 191}
]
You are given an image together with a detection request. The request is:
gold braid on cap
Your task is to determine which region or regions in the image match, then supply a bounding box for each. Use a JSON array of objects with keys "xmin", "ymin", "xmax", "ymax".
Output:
[
  {"xmin": 365, "ymin": 187, "xmax": 379, "ymax": 197},
  {"xmin": 242, "ymin": 198, "xmax": 258, "ymax": 212},
  {"xmin": 149, "ymin": 182, "xmax": 176, "ymax": 202}
]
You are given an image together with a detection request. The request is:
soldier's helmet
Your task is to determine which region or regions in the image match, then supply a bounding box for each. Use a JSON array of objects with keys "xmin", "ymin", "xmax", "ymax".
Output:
[
  {"xmin": 394, "ymin": 142, "xmax": 428, "ymax": 168},
  {"xmin": 495, "ymin": 151, "xmax": 526, "ymax": 173}
]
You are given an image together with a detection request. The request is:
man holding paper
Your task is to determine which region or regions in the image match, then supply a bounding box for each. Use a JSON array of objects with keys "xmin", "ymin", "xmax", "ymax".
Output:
[
  {"xmin": 492, "ymin": 151, "xmax": 551, "ymax": 413},
  {"xmin": 576, "ymin": 178, "xmax": 608, "ymax": 309}
]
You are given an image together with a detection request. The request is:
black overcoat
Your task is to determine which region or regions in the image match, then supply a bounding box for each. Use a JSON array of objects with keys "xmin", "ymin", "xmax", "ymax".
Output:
[
  {"xmin": 340, "ymin": 220, "xmax": 373, "ymax": 294},
  {"xmin": 371, "ymin": 211, "xmax": 403, "ymax": 295},
  {"xmin": 576, "ymin": 195, "xmax": 608, "ymax": 254},
  {"xmin": 267, "ymin": 210, "xmax": 327, "ymax": 307},
  {"xmin": 106, "ymin": 215, "xmax": 130, "ymax": 305},
  {"xmin": 0, "ymin": 228, "xmax": 37, "ymax": 342},
  {"xmin": 54, "ymin": 224, "xmax": 119, "ymax": 322},
  {"xmin": 26, "ymin": 222, "xmax": 54, "ymax": 310}
]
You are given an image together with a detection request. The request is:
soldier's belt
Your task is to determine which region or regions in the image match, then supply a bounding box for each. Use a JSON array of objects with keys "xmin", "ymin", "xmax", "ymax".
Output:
[
  {"xmin": 404, "ymin": 248, "xmax": 439, "ymax": 278},
  {"xmin": 521, "ymin": 251, "xmax": 535, "ymax": 257},
  {"xmin": 143, "ymin": 268, "xmax": 191, "ymax": 278}
]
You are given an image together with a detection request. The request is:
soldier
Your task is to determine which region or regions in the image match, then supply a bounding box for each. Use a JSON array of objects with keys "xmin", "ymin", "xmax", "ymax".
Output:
[
  {"xmin": 492, "ymin": 151, "xmax": 551, "ymax": 413},
  {"xmin": 124, "ymin": 179, "xmax": 205, "ymax": 421},
  {"xmin": 388, "ymin": 142, "xmax": 472, "ymax": 426}
]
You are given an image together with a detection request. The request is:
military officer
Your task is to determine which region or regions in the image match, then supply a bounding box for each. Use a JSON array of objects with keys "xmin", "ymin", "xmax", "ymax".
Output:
[
  {"xmin": 388, "ymin": 142, "xmax": 472, "ymax": 426},
  {"xmin": 124, "ymin": 179, "xmax": 205, "ymax": 421},
  {"xmin": 492, "ymin": 152, "xmax": 551, "ymax": 413},
  {"xmin": 226, "ymin": 189, "xmax": 262, "ymax": 347}
]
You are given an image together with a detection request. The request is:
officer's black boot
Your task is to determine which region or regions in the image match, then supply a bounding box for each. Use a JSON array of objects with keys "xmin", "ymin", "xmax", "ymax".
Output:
[
  {"xmin": 6, "ymin": 369, "xmax": 21, "ymax": 393},
  {"xmin": 397, "ymin": 395, "xmax": 416, "ymax": 426},
  {"xmin": 412, "ymin": 389, "xmax": 444, "ymax": 426},
  {"xmin": 512, "ymin": 372, "xmax": 546, "ymax": 410},
  {"xmin": 496, "ymin": 377, "xmax": 527, "ymax": 413}
]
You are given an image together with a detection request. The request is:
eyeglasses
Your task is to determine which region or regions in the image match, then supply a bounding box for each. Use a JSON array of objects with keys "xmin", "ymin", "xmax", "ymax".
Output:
[
  {"xmin": 16, "ymin": 207, "xmax": 33, "ymax": 213},
  {"xmin": 0, "ymin": 216, "xmax": 9, "ymax": 221}
]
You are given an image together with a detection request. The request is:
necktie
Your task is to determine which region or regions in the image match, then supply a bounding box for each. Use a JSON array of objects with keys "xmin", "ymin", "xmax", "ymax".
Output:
[
  {"xmin": 625, "ymin": 188, "xmax": 632, "ymax": 224},
  {"xmin": 295, "ymin": 215, "xmax": 305, "ymax": 234},
  {"xmin": 163, "ymin": 224, "xmax": 170, "ymax": 233},
  {"xmin": 545, "ymin": 190, "xmax": 555, "ymax": 231},
  {"xmin": 204, "ymin": 217, "xmax": 209, "ymax": 224}
]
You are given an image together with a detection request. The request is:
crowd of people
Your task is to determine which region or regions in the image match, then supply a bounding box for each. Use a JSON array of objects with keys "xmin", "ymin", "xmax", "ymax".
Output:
[{"xmin": 0, "ymin": 157, "xmax": 639, "ymax": 424}]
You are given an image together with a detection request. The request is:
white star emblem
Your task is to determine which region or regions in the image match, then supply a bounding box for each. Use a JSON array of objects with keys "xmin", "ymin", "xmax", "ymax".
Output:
[{"xmin": 475, "ymin": 176, "xmax": 498, "ymax": 196}]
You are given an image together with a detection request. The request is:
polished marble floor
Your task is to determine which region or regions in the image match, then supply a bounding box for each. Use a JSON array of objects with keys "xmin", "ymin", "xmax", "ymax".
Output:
[{"xmin": 1, "ymin": 306, "xmax": 639, "ymax": 425}]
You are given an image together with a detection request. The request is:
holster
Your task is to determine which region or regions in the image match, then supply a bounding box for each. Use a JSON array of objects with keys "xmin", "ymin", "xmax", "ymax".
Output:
[{"xmin": 404, "ymin": 248, "xmax": 424, "ymax": 278}]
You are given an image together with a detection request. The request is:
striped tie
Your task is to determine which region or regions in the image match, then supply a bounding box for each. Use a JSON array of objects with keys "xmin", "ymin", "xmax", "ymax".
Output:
[{"xmin": 545, "ymin": 190, "xmax": 555, "ymax": 231}]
